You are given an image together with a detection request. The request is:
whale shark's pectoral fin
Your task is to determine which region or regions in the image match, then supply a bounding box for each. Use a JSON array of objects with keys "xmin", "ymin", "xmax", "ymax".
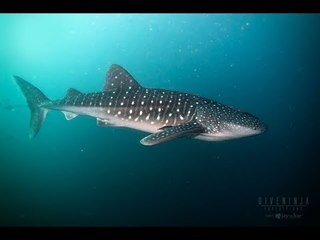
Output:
[{"xmin": 140, "ymin": 120, "xmax": 204, "ymax": 146}]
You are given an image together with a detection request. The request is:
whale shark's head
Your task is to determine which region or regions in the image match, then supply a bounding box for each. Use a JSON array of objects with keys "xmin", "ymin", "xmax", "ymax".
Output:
[
  {"xmin": 195, "ymin": 104, "xmax": 267, "ymax": 141},
  {"xmin": 217, "ymin": 112, "xmax": 267, "ymax": 139}
]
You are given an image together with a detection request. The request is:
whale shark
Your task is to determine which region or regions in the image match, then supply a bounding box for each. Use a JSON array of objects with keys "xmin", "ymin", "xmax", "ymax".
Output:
[{"xmin": 14, "ymin": 64, "xmax": 267, "ymax": 146}]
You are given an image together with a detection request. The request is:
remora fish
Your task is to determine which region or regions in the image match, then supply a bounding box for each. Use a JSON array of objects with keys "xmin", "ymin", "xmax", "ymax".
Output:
[{"xmin": 14, "ymin": 64, "xmax": 267, "ymax": 146}]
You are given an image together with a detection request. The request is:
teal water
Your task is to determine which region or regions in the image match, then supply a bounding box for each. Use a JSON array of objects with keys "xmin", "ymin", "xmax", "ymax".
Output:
[{"xmin": 0, "ymin": 14, "xmax": 319, "ymax": 226}]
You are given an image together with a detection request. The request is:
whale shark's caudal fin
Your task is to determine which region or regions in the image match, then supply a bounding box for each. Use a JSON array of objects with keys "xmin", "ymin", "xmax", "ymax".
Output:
[{"xmin": 14, "ymin": 76, "xmax": 51, "ymax": 139}]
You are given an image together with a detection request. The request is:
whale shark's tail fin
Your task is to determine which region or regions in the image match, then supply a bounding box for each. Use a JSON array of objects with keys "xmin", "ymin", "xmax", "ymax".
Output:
[{"xmin": 14, "ymin": 76, "xmax": 51, "ymax": 138}]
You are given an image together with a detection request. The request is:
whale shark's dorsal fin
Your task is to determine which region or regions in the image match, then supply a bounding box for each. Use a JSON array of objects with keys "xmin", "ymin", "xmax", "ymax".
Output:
[{"xmin": 103, "ymin": 64, "xmax": 142, "ymax": 91}]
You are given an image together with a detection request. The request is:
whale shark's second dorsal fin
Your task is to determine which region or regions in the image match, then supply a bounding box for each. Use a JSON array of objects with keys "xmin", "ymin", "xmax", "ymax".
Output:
[
  {"xmin": 67, "ymin": 88, "xmax": 82, "ymax": 97},
  {"xmin": 62, "ymin": 88, "xmax": 82, "ymax": 101},
  {"xmin": 103, "ymin": 64, "xmax": 142, "ymax": 91}
]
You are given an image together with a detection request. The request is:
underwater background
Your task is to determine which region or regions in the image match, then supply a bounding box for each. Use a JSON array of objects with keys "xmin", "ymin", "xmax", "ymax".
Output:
[{"xmin": 0, "ymin": 14, "xmax": 319, "ymax": 226}]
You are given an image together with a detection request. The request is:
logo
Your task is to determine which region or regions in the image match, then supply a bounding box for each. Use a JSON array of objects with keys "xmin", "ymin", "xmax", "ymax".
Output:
[{"xmin": 257, "ymin": 196, "xmax": 309, "ymax": 220}]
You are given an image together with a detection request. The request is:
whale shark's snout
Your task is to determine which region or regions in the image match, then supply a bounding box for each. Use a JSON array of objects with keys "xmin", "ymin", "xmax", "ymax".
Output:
[
  {"xmin": 246, "ymin": 113, "xmax": 267, "ymax": 134},
  {"xmin": 256, "ymin": 121, "xmax": 268, "ymax": 133},
  {"xmin": 236, "ymin": 112, "xmax": 268, "ymax": 137}
]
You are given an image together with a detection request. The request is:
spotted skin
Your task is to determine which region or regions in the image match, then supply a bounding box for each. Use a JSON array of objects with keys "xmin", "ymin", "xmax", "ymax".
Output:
[
  {"xmin": 14, "ymin": 64, "xmax": 267, "ymax": 145},
  {"xmin": 48, "ymin": 87, "xmax": 203, "ymax": 128}
]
